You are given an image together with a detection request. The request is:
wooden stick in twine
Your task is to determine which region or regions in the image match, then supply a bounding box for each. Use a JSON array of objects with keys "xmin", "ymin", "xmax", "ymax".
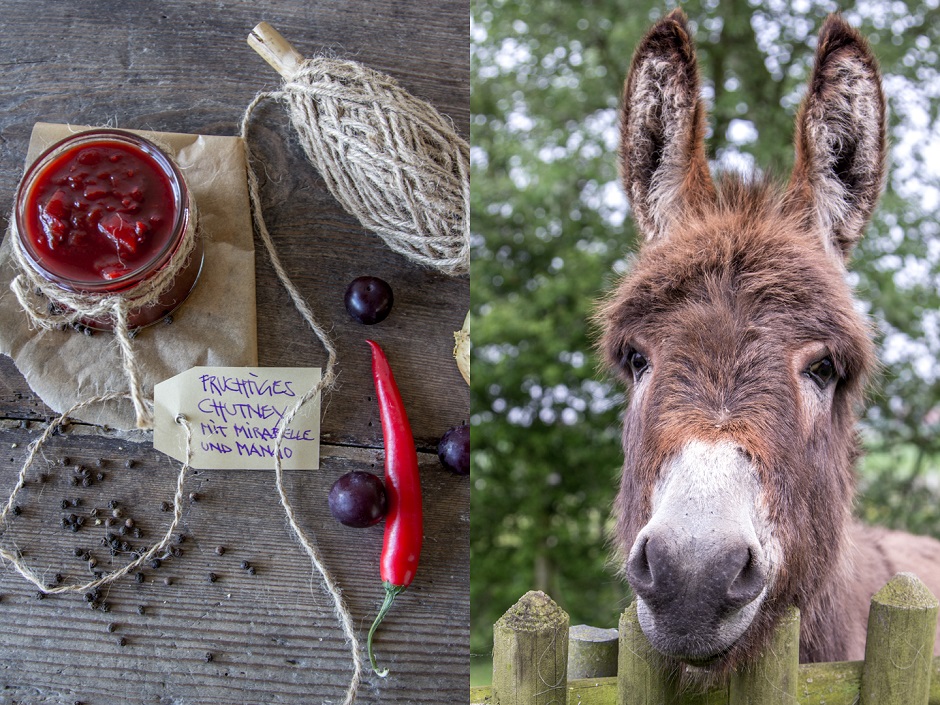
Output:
[{"xmin": 248, "ymin": 22, "xmax": 305, "ymax": 78}]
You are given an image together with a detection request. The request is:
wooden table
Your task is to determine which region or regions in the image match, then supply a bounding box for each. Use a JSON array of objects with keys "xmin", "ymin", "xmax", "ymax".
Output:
[{"xmin": 0, "ymin": 2, "xmax": 469, "ymax": 703}]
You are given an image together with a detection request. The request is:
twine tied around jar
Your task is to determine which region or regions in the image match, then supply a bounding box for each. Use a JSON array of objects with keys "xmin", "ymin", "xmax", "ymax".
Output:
[{"xmin": 7, "ymin": 179, "xmax": 198, "ymax": 431}]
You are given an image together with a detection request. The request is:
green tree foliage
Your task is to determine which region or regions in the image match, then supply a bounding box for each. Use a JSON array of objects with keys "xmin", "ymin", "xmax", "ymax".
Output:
[{"xmin": 471, "ymin": 0, "xmax": 940, "ymax": 661}]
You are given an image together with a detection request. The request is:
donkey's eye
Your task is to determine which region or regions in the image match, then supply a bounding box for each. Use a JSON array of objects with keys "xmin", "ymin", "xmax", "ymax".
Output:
[
  {"xmin": 806, "ymin": 356, "xmax": 836, "ymax": 389},
  {"xmin": 627, "ymin": 350, "xmax": 650, "ymax": 381}
]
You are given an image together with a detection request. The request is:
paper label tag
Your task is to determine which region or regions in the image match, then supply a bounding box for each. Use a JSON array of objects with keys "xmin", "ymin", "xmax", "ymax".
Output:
[{"xmin": 154, "ymin": 367, "xmax": 321, "ymax": 470}]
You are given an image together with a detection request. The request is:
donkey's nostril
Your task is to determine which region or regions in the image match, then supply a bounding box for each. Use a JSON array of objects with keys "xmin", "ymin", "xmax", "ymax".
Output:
[
  {"xmin": 726, "ymin": 546, "xmax": 767, "ymax": 609},
  {"xmin": 626, "ymin": 535, "xmax": 655, "ymax": 597}
]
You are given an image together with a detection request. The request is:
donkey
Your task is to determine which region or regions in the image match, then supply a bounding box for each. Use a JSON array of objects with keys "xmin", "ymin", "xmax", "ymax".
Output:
[{"xmin": 598, "ymin": 10, "xmax": 940, "ymax": 675}]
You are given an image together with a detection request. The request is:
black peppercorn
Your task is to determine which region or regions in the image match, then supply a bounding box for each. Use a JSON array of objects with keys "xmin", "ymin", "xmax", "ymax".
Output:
[{"xmin": 207, "ymin": 572, "xmax": 218, "ymax": 583}]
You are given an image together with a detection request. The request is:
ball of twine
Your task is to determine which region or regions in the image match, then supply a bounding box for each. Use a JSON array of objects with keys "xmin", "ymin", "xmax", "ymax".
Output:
[
  {"xmin": 8, "ymin": 149, "xmax": 198, "ymax": 431},
  {"xmin": 242, "ymin": 54, "xmax": 469, "ymax": 277}
]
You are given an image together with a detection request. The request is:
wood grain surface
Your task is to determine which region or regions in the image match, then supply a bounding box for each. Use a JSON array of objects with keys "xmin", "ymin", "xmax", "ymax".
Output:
[{"xmin": 0, "ymin": 2, "xmax": 469, "ymax": 703}]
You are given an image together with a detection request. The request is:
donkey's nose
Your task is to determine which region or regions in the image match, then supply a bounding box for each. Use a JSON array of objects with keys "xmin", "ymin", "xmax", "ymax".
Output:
[{"xmin": 626, "ymin": 530, "xmax": 767, "ymax": 616}]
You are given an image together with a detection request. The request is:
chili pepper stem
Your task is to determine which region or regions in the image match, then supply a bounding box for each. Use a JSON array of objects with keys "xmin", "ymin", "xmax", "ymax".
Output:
[{"xmin": 367, "ymin": 580, "xmax": 408, "ymax": 677}]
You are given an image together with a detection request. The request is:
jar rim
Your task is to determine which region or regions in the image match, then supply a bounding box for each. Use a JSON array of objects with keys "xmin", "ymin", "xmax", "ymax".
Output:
[{"xmin": 13, "ymin": 128, "xmax": 190, "ymax": 292}]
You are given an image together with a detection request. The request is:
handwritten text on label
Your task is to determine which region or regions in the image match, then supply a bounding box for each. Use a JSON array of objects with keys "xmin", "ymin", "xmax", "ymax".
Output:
[{"xmin": 153, "ymin": 367, "xmax": 321, "ymax": 470}]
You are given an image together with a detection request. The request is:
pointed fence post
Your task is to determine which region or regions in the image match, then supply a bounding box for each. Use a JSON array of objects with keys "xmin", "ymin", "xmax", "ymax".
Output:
[
  {"xmin": 729, "ymin": 607, "xmax": 800, "ymax": 705},
  {"xmin": 859, "ymin": 572, "xmax": 938, "ymax": 705},
  {"xmin": 492, "ymin": 590, "xmax": 569, "ymax": 705}
]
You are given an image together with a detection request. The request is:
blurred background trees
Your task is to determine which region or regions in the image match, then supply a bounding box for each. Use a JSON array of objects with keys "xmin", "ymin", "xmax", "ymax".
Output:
[{"xmin": 470, "ymin": 0, "xmax": 940, "ymax": 683}]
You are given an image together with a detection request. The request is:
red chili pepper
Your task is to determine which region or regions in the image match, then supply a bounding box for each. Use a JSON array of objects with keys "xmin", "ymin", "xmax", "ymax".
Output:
[{"xmin": 366, "ymin": 339, "xmax": 423, "ymax": 677}]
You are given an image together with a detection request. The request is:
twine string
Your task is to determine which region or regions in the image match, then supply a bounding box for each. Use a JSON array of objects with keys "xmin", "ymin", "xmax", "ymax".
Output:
[
  {"xmin": 112, "ymin": 302, "xmax": 155, "ymax": 429},
  {"xmin": 0, "ymin": 393, "xmax": 191, "ymax": 595},
  {"xmin": 242, "ymin": 88, "xmax": 362, "ymax": 704}
]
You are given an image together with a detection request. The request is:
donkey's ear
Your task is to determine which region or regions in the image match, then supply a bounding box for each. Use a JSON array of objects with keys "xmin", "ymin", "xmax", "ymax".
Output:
[
  {"xmin": 620, "ymin": 9, "xmax": 714, "ymax": 242},
  {"xmin": 788, "ymin": 15, "xmax": 887, "ymax": 260}
]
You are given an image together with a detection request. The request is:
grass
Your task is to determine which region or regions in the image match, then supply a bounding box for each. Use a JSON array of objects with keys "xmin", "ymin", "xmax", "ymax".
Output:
[{"xmin": 471, "ymin": 655, "xmax": 493, "ymax": 687}]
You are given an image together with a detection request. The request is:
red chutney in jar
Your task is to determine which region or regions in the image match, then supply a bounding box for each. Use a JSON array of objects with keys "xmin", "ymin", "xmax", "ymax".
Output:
[
  {"xmin": 25, "ymin": 140, "xmax": 177, "ymax": 282},
  {"xmin": 14, "ymin": 129, "xmax": 202, "ymax": 330}
]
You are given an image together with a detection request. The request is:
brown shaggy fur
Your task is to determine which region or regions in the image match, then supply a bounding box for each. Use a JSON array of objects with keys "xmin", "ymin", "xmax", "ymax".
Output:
[{"xmin": 598, "ymin": 9, "xmax": 940, "ymax": 675}]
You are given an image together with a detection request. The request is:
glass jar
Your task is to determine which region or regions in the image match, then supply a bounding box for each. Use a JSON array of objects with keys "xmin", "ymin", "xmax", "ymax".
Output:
[{"xmin": 13, "ymin": 129, "xmax": 203, "ymax": 330}]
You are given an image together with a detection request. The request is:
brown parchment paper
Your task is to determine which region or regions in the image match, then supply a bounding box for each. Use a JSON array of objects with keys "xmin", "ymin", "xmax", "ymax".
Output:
[{"xmin": 0, "ymin": 123, "xmax": 258, "ymax": 431}]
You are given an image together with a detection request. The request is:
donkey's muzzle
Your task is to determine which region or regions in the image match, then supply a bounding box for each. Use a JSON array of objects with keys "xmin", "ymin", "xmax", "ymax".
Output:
[
  {"xmin": 624, "ymin": 440, "xmax": 771, "ymax": 661},
  {"xmin": 626, "ymin": 525, "xmax": 768, "ymax": 659},
  {"xmin": 629, "ymin": 527, "xmax": 766, "ymax": 608}
]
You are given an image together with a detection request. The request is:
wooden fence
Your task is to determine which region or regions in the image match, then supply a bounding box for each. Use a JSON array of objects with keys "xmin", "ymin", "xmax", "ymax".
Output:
[{"xmin": 469, "ymin": 572, "xmax": 940, "ymax": 705}]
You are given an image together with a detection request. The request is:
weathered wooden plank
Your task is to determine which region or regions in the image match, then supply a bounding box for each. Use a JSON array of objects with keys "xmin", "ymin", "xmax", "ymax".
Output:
[
  {"xmin": 0, "ymin": 429, "xmax": 469, "ymax": 703},
  {"xmin": 0, "ymin": 1, "xmax": 469, "ymax": 702}
]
